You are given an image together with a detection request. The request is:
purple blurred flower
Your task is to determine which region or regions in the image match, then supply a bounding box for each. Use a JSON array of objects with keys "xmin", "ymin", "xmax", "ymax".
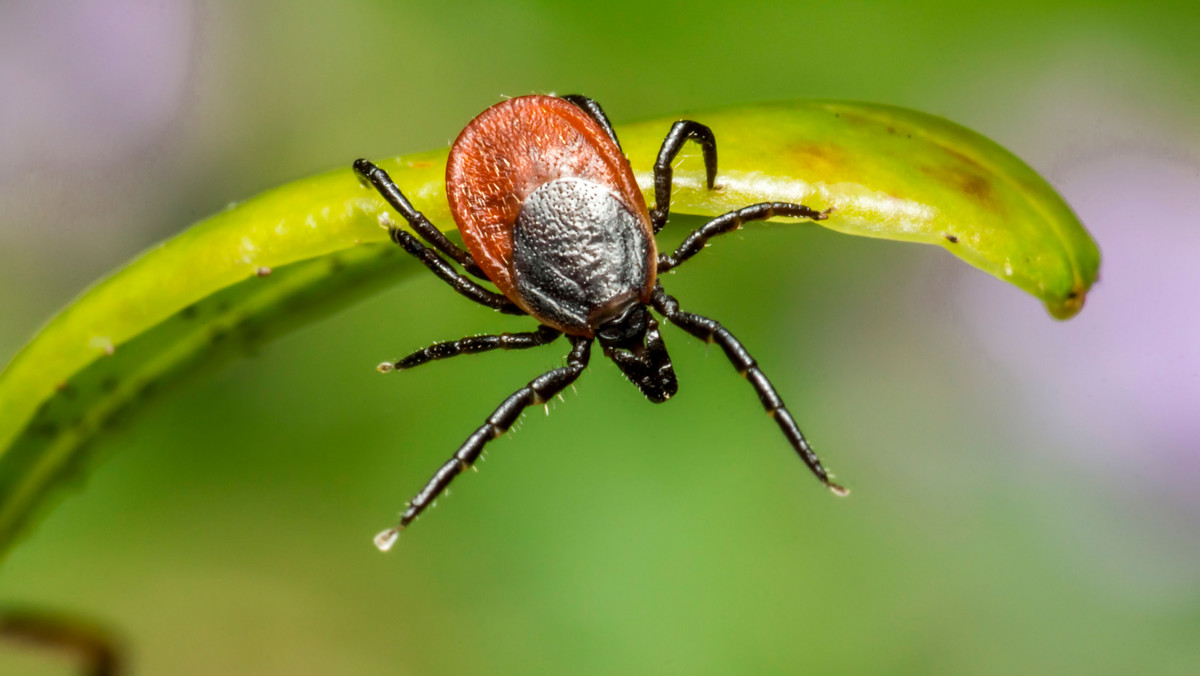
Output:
[
  {"xmin": 961, "ymin": 154, "xmax": 1200, "ymax": 506},
  {"xmin": 0, "ymin": 0, "xmax": 195, "ymax": 177}
]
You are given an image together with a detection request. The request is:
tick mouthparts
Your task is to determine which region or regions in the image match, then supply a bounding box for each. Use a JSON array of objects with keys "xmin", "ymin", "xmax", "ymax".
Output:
[{"xmin": 374, "ymin": 527, "xmax": 401, "ymax": 552}]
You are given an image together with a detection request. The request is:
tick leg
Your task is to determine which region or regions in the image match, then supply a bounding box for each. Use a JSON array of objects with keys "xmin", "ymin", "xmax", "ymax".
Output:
[
  {"xmin": 650, "ymin": 120, "xmax": 718, "ymax": 233},
  {"xmin": 657, "ymin": 202, "xmax": 831, "ymax": 273},
  {"xmin": 383, "ymin": 223, "xmax": 525, "ymax": 315},
  {"xmin": 375, "ymin": 336, "xmax": 594, "ymax": 549},
  {"xmin": 378, "ymin": 325, "xmax": 562, "ymax": 373},
  {"xmin": 560, "ymin": 94, "xmax": 623, "ymax": 152},
  {"xmin": 353, "ymin": 158, "xmax": 488, "ymax": 279},
  {"xmin": 651, "ymin": 285, "xmax": 847, "ymax": 496}
]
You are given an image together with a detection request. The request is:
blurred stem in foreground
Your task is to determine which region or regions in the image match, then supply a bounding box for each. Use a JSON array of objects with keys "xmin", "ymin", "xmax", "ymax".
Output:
[{"xmin": 1, "ymin": 606, "xmax": 124, "ymax": 675}]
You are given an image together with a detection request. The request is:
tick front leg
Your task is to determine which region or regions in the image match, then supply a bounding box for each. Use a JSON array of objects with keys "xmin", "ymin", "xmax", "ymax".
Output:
[
  {"xmin": 353, "ymin": 159, "xmax": 488, "ymax": 279},
  {"xmin": 374, "ymin": 336, "xmax": 593, "ymax": 550},
  {"xmin": 378, "ymin": 325, "xmax": 562, "ymax": 373},
  {"xmin": 651, "ymin": 286, "xmax": 847, "ymax": 496},
  {"xmin": 650, "ymin": 120, "xmax": 718, "ymax": 233}
]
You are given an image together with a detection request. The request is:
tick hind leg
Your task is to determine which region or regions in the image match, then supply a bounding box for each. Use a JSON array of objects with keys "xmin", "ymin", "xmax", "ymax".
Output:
[
  {"xmin": 353, "ymin": 159, "xmax": 487, "ymax": 279},
  {"xmin": 374, "ymin": 336, "xmax": 593, "ymax": 550},
  {"xmin": 378, "ymin": 325, "xmax": 562, "ymax": 373},
  {"xmin": 651, "ymin": 285, "xmax": 847, "ymax": 496}
]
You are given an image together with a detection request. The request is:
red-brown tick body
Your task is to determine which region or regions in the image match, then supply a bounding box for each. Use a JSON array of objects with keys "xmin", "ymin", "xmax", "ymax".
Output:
[
  {"xmin": 353, "ymin": 94, "xmax": 843, "ymax": 549},
  {"xmin": 448, "ymin": 95, "xmax": 657, "ymax": 336}
]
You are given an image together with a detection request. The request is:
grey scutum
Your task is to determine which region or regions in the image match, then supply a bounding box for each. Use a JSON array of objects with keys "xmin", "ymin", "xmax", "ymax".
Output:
[{"xmin": 512, "ymin": 177, "xmax": 651, "ymax": 333}]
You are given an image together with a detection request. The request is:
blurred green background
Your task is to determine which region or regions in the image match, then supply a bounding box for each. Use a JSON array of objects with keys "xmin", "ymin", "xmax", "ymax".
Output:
[{"xmin": 2, "ymin": 0, "xmax": 1198, "ymax": 674}]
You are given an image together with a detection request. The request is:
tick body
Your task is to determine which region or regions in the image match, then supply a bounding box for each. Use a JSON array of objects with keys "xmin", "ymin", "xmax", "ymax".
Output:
[{"xmin": 354, "ymin": 95, "xmax": 844, "ymax": 551}]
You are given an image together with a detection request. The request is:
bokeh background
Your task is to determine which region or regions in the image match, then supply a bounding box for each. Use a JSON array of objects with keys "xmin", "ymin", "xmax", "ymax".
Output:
[{"xmin": 2, "ymin": 1, "xmax": 1198, "ymax": 674}]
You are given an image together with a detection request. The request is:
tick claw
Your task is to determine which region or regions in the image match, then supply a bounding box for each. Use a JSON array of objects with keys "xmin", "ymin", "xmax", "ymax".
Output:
[{"xmin": 374, "ymin": 527, "xmax": 400, "ymax": 552}]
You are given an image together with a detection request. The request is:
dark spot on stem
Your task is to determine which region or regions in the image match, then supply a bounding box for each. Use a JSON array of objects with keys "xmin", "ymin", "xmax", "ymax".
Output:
[
  {"xmin": 100, "ymin": 377, "xmax": 118, "ymax": 394},
  {"xmin": 945, "ymin": 147, "xmax": 986, "ymax": 173},
  {"xmin": 943, "ymin": 234, "xmax": 959, "ymax": 243},
  {"xmin": 921, "ymin": 165, "xmax": 1000, "ymax": 213},
  {"xmin": 828, "ymin": 109, "xmax": 876, "ymax": 128},
  {"xmin": 101, "ymin": 407, "xmax": 126, "ymax": 431},
  {"xmin": 959, "ymin": 173, "xmax": 992, "ymax": 201},
  {"xmin": 788, "ymin": 142, "xmax": 844, "ymax": 173},
  {"xmin": 235, "ymin": 317, "xmax": 265, "ymax": 348}
]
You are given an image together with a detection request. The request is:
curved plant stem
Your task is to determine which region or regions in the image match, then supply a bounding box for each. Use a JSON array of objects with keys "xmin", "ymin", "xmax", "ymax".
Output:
[{"xmin": 0, "ymin": 101, "xmax": 1099, "ymax": 559}]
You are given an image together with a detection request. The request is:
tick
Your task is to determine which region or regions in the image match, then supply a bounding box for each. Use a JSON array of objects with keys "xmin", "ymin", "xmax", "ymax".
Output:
[{"xmin": 354, "ymin": 94, "xmax": 846, "ymax": 551}]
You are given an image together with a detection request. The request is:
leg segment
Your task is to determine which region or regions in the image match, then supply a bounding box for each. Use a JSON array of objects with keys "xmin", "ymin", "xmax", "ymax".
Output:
[
  {"xmin": 657, "ymin": 202, "xmax": 831, "ymax": 273},
  {"xmin": 561, "ymin": 94, "xmax": 622, "ymax": 152},
  {"xmin": 375, "ymin": 336, "xmax": 594, "ymax": 549},
  {"xmin": 384, "ymin": 223, "xmax": 525, "ymax": 315},
  {"xmin": 651, "ymin": 120, "xmax": 718, "ymax": 233},
  {"xmin": 651, "ymin": 285, "xmax": 847, "ymax": 495},
  {"xmin": 379, "ymin": 325, "xmax": 562, "ymax": 373},
  {"xmin": 353, "ymin": 158, "xmax": 487, "ymax": 279}
]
